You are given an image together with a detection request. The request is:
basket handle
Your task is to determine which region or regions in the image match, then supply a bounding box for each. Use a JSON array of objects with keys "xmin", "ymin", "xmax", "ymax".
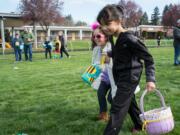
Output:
[{"xmin": 140, "ymin": 89, "xmax": 166, "ymax": 116}]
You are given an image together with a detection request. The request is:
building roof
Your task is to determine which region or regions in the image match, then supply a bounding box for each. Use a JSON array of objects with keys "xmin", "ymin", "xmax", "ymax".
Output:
[
  {"xmin": 0, "ymin": 12, "xmax": 25, "ymax": 27},
  {"xmin": 0, "ymin": 12, "xmax": 21, "ymax": 18}
]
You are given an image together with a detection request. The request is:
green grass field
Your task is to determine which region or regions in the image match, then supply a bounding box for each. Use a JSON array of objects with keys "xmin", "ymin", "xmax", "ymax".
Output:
[{"xmin": 0, "ymin": 47, "xmax": 179, "ymax": 135}]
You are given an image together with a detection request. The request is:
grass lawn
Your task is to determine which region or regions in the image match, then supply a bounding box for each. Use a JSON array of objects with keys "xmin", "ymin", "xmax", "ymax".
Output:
[{"xmin": 0, "ymin": 47, "xmax": 179, "ymax": 135}]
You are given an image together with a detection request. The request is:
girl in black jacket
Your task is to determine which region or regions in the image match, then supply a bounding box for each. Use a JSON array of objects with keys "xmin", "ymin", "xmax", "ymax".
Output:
[{"xmin": 97, "ymin": 4, "xmax": 156, "ymax": 135}]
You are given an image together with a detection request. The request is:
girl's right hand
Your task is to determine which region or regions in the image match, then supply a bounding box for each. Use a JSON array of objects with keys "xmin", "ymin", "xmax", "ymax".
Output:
[
  {"xmin": 104, "ymin": 55, "xmax": 110, "ymax": 63},
  {"xmin": 146, "ymin": 82, "xmax": 156, "ymax": 92}
]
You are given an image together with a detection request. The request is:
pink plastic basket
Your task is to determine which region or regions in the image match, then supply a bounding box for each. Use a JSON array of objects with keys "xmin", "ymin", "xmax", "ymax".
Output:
[{"xmin": 139, "ymin": 90, "xmax": 174, "ymax": 135}]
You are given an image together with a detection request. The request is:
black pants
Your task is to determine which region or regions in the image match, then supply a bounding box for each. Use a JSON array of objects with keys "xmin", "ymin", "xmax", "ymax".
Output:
[
  {"xmin": 157, "ymin": 41, "xmax": 160, "ymax": 47},
  {"xmin": 103, "ymin": 82, "xmax": 142, "ymax": 135},
  {"xmin": 45, "ymin": 49, "xmax": 52, "ymax": 59},
  {"xmin": 60, "ymin": 46, "xmax": 69, "ymax": 58},
  {"xmin": 97, "ymin": 81, "xmax": 112, "ymax": 113}
]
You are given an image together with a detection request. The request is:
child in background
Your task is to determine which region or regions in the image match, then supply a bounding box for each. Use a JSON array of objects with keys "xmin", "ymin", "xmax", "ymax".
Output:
[
  {"xmin": 97, "ymin": 4, "xmax": 156, "ymax": 134},
  {"xmin": 53, "ymin": 36, "xmax": 61, "ymax": 59},
  {"xmin": 43, "ymin": 36, "xmax": 52, "ymax": 59},
  {"xmin": 12, "ymin": 33, "xmax": 24, "ymax": 61}
]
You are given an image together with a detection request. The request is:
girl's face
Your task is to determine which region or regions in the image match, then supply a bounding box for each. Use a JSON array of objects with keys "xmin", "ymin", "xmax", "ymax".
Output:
[
  {"xmin": 101, "ymin": 21, "xmax": 120, "ymax": 36},
  {"xmin": 15, "ymin": 34, "xmax": 19, "ymax": 38},
  {"xmin": 93, "ymin": 30, "xmax": 107, "ymax": 46}
]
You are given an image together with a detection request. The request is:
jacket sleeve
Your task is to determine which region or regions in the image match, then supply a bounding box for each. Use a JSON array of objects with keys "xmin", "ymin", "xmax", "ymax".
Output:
[
  {"xmin": 20, "ymin": 38, "xmax": 24, "ymax": 45},
  {"xmin": 173, "ymin": 28, "xmax": 180, "ymax": 40},
  {"xmin": 92, "ymin": 47, "xmax": 97, "ymax": 64},
  {"xmin": 61, "ymin": 36, "xmax": 65, "ymax": 46},
  {"xmin": 31, "ymin": 33, "xmax": 34, "ymax": 41},
  {"xmin": 128, "ymin": 35, "xmax": 156, "ymax": 82}
]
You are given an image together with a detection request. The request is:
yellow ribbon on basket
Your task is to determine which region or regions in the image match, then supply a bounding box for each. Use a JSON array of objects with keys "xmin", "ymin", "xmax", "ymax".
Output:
[{"xmin": 142, "ymin": 115, "xmax": 173, "ymax": 131}]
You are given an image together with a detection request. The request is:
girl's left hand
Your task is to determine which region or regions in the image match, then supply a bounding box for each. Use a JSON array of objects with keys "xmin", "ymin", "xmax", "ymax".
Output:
[{"xmin": 146, "ymin": 82, "xmax": 156, "ymax": 92}]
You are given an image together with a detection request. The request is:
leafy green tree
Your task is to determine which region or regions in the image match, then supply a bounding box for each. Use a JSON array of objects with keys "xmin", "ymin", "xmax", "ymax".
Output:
[
  {"xmin": 140, "ymin": 12, "xmax": 149, "ymax": 25},
  {"xmin": 151, "ymin": 6, "xmax": 160, "ymax": 25}
]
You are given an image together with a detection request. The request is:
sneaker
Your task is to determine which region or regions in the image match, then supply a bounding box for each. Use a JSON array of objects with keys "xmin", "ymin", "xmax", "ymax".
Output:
[{"xmin": 98, "ymin": 112, "xmax": 109, "ymax": 121}]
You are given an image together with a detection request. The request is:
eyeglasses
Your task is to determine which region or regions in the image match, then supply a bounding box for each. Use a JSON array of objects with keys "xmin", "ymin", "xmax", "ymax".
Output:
[{"xmin": 93, "ymin": 34, "xmax": 105, "ymax": 39}]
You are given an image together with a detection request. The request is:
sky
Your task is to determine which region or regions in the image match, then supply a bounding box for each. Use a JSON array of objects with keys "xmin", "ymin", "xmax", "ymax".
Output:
[{"xmin": 0, "ymin": 0, "xmax": 179, "ymax": 24}]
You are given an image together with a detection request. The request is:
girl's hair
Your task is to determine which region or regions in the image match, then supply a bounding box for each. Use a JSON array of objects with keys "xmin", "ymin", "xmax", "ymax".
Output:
[
  {"xmin": 91, "ymin": 35, "xmax": 97, "ymax": 50},
  {"xmin": 97, "ymin": 4, "xmax": 124, "ymax": 25}
]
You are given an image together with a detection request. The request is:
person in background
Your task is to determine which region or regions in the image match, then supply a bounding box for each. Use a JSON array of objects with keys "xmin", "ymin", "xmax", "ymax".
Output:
[
  {"xmin": 12, "ymin": 33, "xmax": 24, "ymax": 61},
  {"xmin": 58, "ymin": 31, "xmax": 70, "ymax": 58},
  {"xmin": 43, "ymin": 36, "xmax": 53, "ymax": 59},
  {"xmin": 53, "ymin": 36, "xmax": 61, "ymax": 59},
  {"xmin": 157, "ymin": 36, "xmax": 161, "ymax": 47},
  {"xmin": 173, "ymin": 19, "xmax": 180, "ymax": 66},
  {"xmin": 22, "ymin": 28, "xmax": 34, "ymax": 62}
]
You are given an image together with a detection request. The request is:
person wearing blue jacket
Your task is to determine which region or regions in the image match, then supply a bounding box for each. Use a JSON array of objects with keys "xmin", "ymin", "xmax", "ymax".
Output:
[
  {"xmin": 173, "ymin": 19, "xmax": 180, "ymax": 66},
  {"xmin": 43, "ymin": 37, "xmax": 53, "ymax": 59},
  {"xmin": 12, "ymin": 33, "xmax": 24, "ymax": 61}
]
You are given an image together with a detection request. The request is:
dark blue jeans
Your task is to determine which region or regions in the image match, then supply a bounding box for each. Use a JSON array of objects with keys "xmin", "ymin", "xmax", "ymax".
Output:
[
  {"xmin": 14, "ymin": 47, "xmax": 22, "ymax": 61},
  {"xmin": 97, "ymin": 81, "xmax": 112, "ymax": 113},
  {"xmin": 174, "ymin": 45, "xmax": 180, "ymax": 65},
  {"xmin": 24, "ymin": 44, "xmax": 32, "ymax": 61}
]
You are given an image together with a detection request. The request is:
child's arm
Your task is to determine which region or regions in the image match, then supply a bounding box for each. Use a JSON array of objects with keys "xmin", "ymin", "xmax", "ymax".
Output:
[
  {"xmin": 173, "ymin": 27, "xmax": 180, "ymax": 40},
  {"xmin": 128, "ymin": 35, "xmax": 156, "ymax": 91},
  {"xmin": 92, "ymin": 46, "xmax": 100, "ymax": 65}
]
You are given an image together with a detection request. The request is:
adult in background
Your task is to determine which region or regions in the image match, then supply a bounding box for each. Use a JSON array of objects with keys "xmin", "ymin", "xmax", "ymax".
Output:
[
  {"xmin": 22, "ymin": 28, "xmax": 34, "ymax": 61},
  {"xmin": 58, "ymin": 31, "xmax": 70, "ymax": 58},
  {"xmin": 173, "ymin": 19, "xmax": 180, "ymax": 66},
  {"xmin": 12, "ymin": 33, "xmax": 23, "ymax": 61}
]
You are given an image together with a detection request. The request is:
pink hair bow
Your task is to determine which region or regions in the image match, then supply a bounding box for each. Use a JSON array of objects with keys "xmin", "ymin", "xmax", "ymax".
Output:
[{"xmin": 91, "ymin": 22, "xmax": 100, "ymax": 30}]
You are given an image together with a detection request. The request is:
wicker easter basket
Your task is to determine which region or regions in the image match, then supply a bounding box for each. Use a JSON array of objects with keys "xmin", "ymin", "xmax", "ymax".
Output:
[{"xmin": 139, "ymin": 90, "xmax": 174, "ymax": 135}]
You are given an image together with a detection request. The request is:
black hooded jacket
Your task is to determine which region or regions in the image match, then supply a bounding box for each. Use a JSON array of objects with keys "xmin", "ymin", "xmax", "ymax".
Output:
[{"xmin": 112, "ymin": 31, "xmax": 155, "ymax": 85}]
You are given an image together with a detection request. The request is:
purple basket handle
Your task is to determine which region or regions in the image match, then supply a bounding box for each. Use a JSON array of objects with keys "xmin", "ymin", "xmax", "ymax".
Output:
[{"xmin": 140, "ymin": 89, "xmax": 166, "ymax": 119}]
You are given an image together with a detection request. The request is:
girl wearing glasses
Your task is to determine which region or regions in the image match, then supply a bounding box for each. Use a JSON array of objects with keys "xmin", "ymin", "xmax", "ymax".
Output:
[{"xmin": 91, "ymin": 23, "xmax": 114, "ymax": 122}]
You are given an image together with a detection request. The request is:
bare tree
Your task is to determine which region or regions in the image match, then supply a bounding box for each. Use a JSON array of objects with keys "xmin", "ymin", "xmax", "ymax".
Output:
[
  {"xmin": 19, "ymin": 0, "xmax": 64, "ymax": 34},
  {"xmin": 118, "ymin": 0, "xmax": 143, "ymax": 28},
  {"xmin": 162, "ymin": 4, "xmax": 180, "ymax": 27}
]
